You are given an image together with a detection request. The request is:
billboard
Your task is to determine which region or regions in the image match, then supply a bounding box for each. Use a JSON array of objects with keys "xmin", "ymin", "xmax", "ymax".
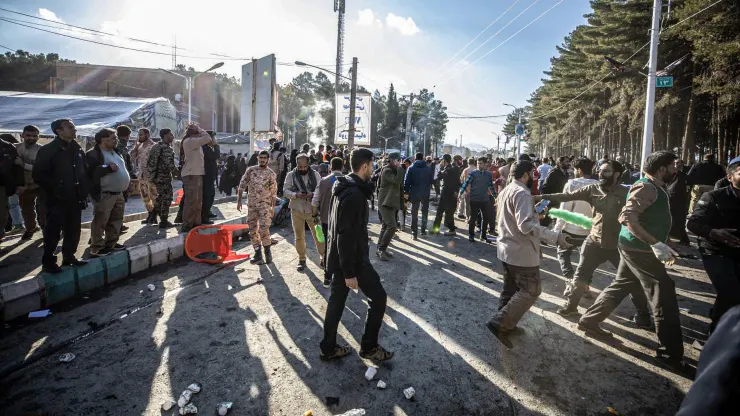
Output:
[
  {"xmin": 335, "ymin": 92, "xmax": 371, "ymax": 146},
  {"xmin": 240, "ymin": 54, "xmax": 279, "ymax": 134}
]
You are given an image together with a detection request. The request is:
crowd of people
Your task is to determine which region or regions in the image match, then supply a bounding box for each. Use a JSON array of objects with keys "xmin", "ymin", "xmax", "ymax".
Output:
[{"xmin": 2, "ymin": 122, "xmax": 739, "ymax": 409}]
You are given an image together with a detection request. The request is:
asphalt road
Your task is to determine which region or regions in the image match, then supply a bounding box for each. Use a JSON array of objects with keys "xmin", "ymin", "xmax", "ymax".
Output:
[{"xmin": 0, "ymin": 209, "xmax": 709, "ymax": 415}]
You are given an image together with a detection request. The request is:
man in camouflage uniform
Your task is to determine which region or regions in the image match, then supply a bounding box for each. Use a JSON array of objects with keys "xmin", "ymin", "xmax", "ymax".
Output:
[
  {"xmin": 237, "ymin": 150, "xmax": 277, "ymax": 265},
  {"xmin": 146, "ymin": 128, "xmax": 178, "ymax": 228},
  {"xmin": 130, "ymin": 128, "xmax": 158, "ymax": 224}
]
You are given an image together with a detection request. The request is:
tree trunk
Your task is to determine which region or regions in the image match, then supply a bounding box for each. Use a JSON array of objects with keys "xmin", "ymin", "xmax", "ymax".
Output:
[{"xmin": 681, "ymin": 77, "xmax": 695, "ymax": 162}]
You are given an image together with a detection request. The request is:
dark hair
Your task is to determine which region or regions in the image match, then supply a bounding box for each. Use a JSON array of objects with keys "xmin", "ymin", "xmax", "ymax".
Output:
[
  {"xmin": 606, "ymin": 160, "xmax": 625, "ymax": 175},
  {"xmin": 94, "ymin": 128, "xmax": 116, "ymax": 144},
  {"xmin": 556, "ymin": 156, "xmax": 568, "ymax": 166},
  {"xmin": 477, "ymin": 157, "xmax": 488, "ymax": 163},
  {"xmin": 512, "ymin": 161, "xmax": 535, "ymax": 180},
  {"xmin": 326, "ymin": 145, "xmax": 333, "ymax": 151},
  {"xmin": 518, "ymin": 154, "xmax": 531, "ymax": 161},
  {"xmin": 23, "ymin": 125, "xmax": 40, "ymax": 134},
  {"xmin": 704, "ymin": 153, "xmax": 714, "ymax": 161},
  {"xmin": 302, "ymin": 143, "xmax": 310, "ymax": 151},
  {"xmin": 116, "ymin": 125, "xmax": 132, "ymax": 137},
  {"xmin": 351, "ymin": 148, "xmax": 374, "ymax": 171},
  {"xmin": 51, "ymin": 118, "xmax": 73, "ymax": 136},
  {"xmin": 258, "ymin": 150, "xmax": 270, "ymax": 157},
  {"xmin": 0, "ymin": 133, "xmax": 16, "ymax": 143},
  {"xmin": 644, "ymin": 151, "xmax": 677, "ymax": 175},
  {"xmin": 442, "ymin": 154, "xmax": 452, "ymax": 163},
  {"xmin": 729, "ymin": 160, "xmax": 740, "ymax": 173},
  {"xmin": 573, "ymin": 157, "xmax": 594, "ymax": 175},
  {"xmin": 415, "ymin": 152, "xmax": 424, "ymax": 161},
  {"xmin": 453, "ymin": 155, "xmax": 462, "ymax": 161},
  {"xmin": 159, "ymin": 128, "xmax": 172, "ymax": 138},
  {"xmin": 542, "ymin": 157, "xmax": 549, "ymax": 164},
  {"xmin": 138, "ymin": 128, "xmax": 150, "ymax": 135},
  {"xmin": 507, "ymin": 157, "xmax": 515, "ymax": 163},
  {"xmin": 330, "ymin": 157, "xmax": 344, "ymax": 171},
  {"xmin": 468, "ymin": 158, "xmax": 476, "ymax": 165}
]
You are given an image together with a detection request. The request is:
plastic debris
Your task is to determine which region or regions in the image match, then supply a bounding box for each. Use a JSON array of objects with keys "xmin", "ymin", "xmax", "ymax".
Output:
[
  {"xmin": 179, "ymin": 403, "xmax": 198, "ymax": 415},
  {"xmin": 403, "ymin": 387, "xmax": 415, "ymax": 400},
  {"xmin": 58, "ymin": 353, "xmax": 76, "ymax": 362},
  {"xmin": 178, "ymin": 389, "xmax": 193, "ymax": 407},
  {"xmin": 161, "ymin": 398, "xmax": 177, "ymax": 411},
  {"xmin": 28, "ymin": 309, "xmax": 51, "ymax": 318},
  {"xmin": 692, "ymin": 340, "xmax": 704, "ymax": 351},
  {"xmin": 147, "ymin": 284, "xmax": 155, "ymax": 291},
  {"xmin": 325, "ymin": 396, "xmax": 340, "ymax": 406},
  {"xmin": 227, "ymin": 285, "xmax": 233, "ymax": 291},
  {"xmin": 338, "ymin": 409, "xmax": 365, "ymax": 416},
  {"xmin": 679, "ymin": 307, "xmax": 690, "ymax": 313},
  {"xmin": 216, "ymin": 402, "xmax": 233, "ymax": 415},
  {"xmin": 376, "ymin": 380, "xmax": 387, "ymax": 389},
  {"xmin": 303, "ymin": 411, "xmax": 313, "ymax": 416},
  {"xmin": 607, "ymin": 406, "xmax": 619, "ymax": 415},
  {"xmin": 187, "ymin": 382, "xmax": 202, "ymax": 394},
  {"xmin": 364, "ymin": 366, "xmax": 377, "ymax": 381}
]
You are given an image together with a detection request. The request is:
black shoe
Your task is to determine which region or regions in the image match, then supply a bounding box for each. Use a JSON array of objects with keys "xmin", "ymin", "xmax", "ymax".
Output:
[
  {"xmin": 577, "ymin": 322, "xmax": 613, "ymax": 338},
  {"xmin": 653, "ymin": 354, "xmax": 688, "ymax": 373},
  {"xmin": 42, "ymin": 264, "xmax": 63, "ymax": 274},
  {"xmin": 485, "ymin": 321, "xmax": 513, "ymax": 349},
  {"xmin": 481, "ymin": 235, "xmax": 491, "ymax": 244},
  {"xmin": 323, "ymin": 278, "xmax": 332, "ymax": 288},
  {"xmin": 633, "ymin": 314, "xmax": 653, "ymax": 329},
  {"xmin": 119, "ymin": 224, "xmax": 129, "ymax": 233},
  {"xmin": 420, "ymin": 229, "xmax": 427, "ymax": 236},
  {"xmin": 208, "ymin": 212, "xmax": 217, "ymax": 219},
  {"xmin": 250, "ymin": 247, "xmax": 264, "ymax": 264},
  {"xmin": 180, "ymin": 226, "xmax": 192, "ymax": 234},
  {"xmin": 201, "ymin": 220, "xmax": 215, "ymax": 225},
  {"xmin": 264, "ymin": 246, "xmax": 273, "ymax": 264},
  {"xmin": 110, "ymin": 244, "xmax": 126, "ymax": 251},
  {"xmin": 89, "ymin": 248, "xmax": 112, "ymax": 258},
  {"xmin": 412, "ymin": 233, "xmax": 418, "ymax": 241},
  {"xmin": 21, "ymin": 227, "xmax": 40, "ymax": 240},
  {"xmin": 159, "ymin": 221, "xmax": 175, "ymax": 229},
  {"xmin": 62, "ymin": 258, "xmax": 88, "ymax": 267},
  {"xmin": 174, "ymin": 216, "xmax": 183, "ymax": 224},
  {"xmin": 556, "ymin": 305, "xmax": 580, "ymax": 317},
  {"xmin": 297, "ymin": 261, "xmax": 306, "ymax": 272},
  {"xmin": 141, "ymin": 212, "xmax": 155, "ymax": 224},
  {"xmin": 469, "ymin": 234, "xmax": 475, "ymax": 242}
]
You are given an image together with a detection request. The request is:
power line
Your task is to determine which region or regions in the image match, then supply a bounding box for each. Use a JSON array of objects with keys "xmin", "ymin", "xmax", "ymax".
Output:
[
  {"xmin": 0, "ymin": 43, "xmax": 14, "ymax": 52},
  {"xmin": 434, "ymin": 0, "xmax": 522, "ymax": 74}
]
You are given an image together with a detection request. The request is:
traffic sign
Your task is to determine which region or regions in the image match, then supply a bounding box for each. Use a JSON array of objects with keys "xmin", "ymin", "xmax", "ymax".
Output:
[
  {"xmin": 656, "ymin": 76, "xmax": 673, "ymax": 88},
  {"xmin": 515, "ymin": 124, "xmax": 525, "ymax": 135}
]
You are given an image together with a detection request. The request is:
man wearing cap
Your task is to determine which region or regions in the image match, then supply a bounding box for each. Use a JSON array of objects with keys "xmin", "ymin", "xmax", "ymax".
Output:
[
  {"xmin": 284, "ymin": 152, "xmax": 324, "ymax": 272},
  {"xmin": 376, "ymin": 152, "xmax": 403, "ymax": 260}
]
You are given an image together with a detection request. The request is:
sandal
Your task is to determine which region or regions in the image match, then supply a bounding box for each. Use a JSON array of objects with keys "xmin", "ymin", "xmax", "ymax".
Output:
[
  {"xmin": 320, "ymin": 345, "xmax": 352, "ymax": 361},
  {"xmin": 360, "ymin": 345, "xmax": 394, "ymax": 362}
]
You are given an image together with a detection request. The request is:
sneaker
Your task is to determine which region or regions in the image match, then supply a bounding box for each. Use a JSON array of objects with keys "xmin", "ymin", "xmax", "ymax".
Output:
[
  {"xmin": 208, "ymin": 212, "xmax": 218, "ymax": 219},
  {"xmin": 8, "ymin": 225, "xmax": 25, "ymax": 236},
  {"xmin": 633, "ymin": 314, "xmax": 653, "ymax": 329},
  {"xmin": 119, "ymin": 224, "xmax": 129, "ymax": 233},
  {"xmin": 577, "ymin": 322, "xmax": 613, "ymax": 338},
  {"xmin": 360, "ymin": 345, "xmax": 394, "ymax": 361},
  {"xmin": 201, "ymin": 220, "xmax": 215, "ymax": 225},
  {"xmin": 296, "ymin": 261, "xmax": 307, "ymax": 272},
  {"xmin": 485, "ymin": 321, "xmax": 513, "ymax": 349},
  {"xmin": 320, "ymin": 345, "xmax": 352, "ymax": 361},
  {"xmin": 376, "ymin": 250, "xmax": 391, "ymax": 261},
  {"xmin": 556, "ymin": 305, "xmax": 579, "ymax": 317},
  {"xmin": 89, "ymin": 248, "xmax": 112, "ymax": 258},
  {"xmin": 443, "ymin": 230, "xmax": 457, "ymax": 237},
  {"xmin": 322, "ymin": 278, "xmax": 332, "ymax": 288}
]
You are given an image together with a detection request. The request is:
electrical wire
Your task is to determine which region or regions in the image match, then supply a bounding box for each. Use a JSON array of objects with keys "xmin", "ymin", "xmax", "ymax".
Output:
[
  {"xmin": 434, "ymin": 0, "xmax": 522, "ymax": 74},
  {"xmin": 0, "ymin": 43, "xmax": 14, "ymax": 52}
]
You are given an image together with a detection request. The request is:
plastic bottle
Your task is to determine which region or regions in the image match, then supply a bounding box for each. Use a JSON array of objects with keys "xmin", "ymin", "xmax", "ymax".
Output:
[
  {"xmin": 339, "ymin": 409, "xmax": 366, "ymax": 416},
  {"xmin": 314, "ymin": 219, "xmax": 325, "ymax": 244}
]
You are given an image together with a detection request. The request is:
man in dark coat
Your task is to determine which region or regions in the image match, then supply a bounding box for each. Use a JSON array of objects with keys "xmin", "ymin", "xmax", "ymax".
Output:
[
  {"xmin": 432, "ymin": 154, "xmax": 461, "ymax": 236},
  {"xmin": 540, "ymin": 156, "xmax": 571, "ymax": 204},
  {"xmin": 404, "ymin": 152, "xmax": 434, "ymax": 239},
  {"xmin": 668, "ymin": 158, "xmax": 690, "ymax": 245}
]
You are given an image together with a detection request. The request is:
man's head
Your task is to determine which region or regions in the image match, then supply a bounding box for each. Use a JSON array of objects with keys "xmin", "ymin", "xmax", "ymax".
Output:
[
  {"xmin": 556, "ymin": 156, "xmax": 570, "ymax": 170},
  {"xmin": 386, "ymin": 152, "xmax": 401, "ymax": 169},
  {"xmin": 22, "ymin": 125, "xmax": 40, "ymax": 146},
  {"xmin": 302, "ymin": 143, "xmax": 310, "ymax": 153},
  {"xmin": 414, "ymin": 152, "xmax": 424, "ymax": 161},
  {"xmin": 319, "ymin": 144, "xmax": 325, "ymax": 152},
  {"xmin": 727, "ymin": 157, "xmax": 740, "ymax": 189},
  {"xmin": 542, "ymin": 157, "xmax": 549, "ymax": 165},
  {"xmin": 269, "ymin": 138, "xmax": 277, "ymax": 145},
  {"xmin": 453, "ymin": 155, "xmax": 462, "ymax": 166},
  {"xmin": 512, "ymin": 160, "xmax": 535, "ymax": 188},
  {"xmin": 518, "ymin": 153, "xmax": 532, "ymax": 162},
  {"xmin": 138, "ymin": 128, "xmax": 150, "ymax": 143},
  {"xmin": 507, "ymin": 157, "xmax": 515, "ymax": 166},
  {"xmin": 351, "ymin": 148, "xmax": 375, "ymax": 180},
  {"xmin": 160, "ymin": 128, "xmax": 174, "ymax": 144},
  {"xmin": 95, "ymin": 128, "xmax": 118, "ymax": 151},
  {"xmin": 644, "ymin": 151, "xmax": 678, "ymax": 183},
  {"xmin": 296, "ymin": 153, "xmax": 310, "ymax": 174},
  {"xmin": 441, "ymin": 154, "xmax": 452, "ymax": 167},
  {"xmin": 51, "ymin": 118, "xmax": 76, "ymax": 140},
  {"xmin": 674, "ymin": 159, "xmax": 684, "ymax": 171},
  {"xmin": 331, "ymin": 157, "xmax": 343, "ymax": 172},
  {"xmin": 477, "ymin": 157, "xmax": 488, "ymax": 171},
  {"xmin": 598, "ymin": 160, "xmax": 625, "ymax": 190},
  {"xmin": 704, "ymin": 153, "xmax": 715, "ymax": 162},
  {"xmin": 573, "ymin": 157, "xmax": 595, "ymax": 179},
  {"xmin": 467, "ymin": 158, "xmax": 476, "ymax": 168},
  {"xmin": 116, "ymin": 125, "xmax": 132, "ymax": 142},
  {"xmin": 257, "ymin": 150, "xmax": 270, "ymax": 168},
  {"xmin": 326, "ymin": 145, "xmax": 333, "ymax": 153}
]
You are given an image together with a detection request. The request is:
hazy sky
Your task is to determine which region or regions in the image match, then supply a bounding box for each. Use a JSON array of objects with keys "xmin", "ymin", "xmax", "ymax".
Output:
[{"xmin": 0, "ymin": 0, "xmax": 593, "ymax": 149}]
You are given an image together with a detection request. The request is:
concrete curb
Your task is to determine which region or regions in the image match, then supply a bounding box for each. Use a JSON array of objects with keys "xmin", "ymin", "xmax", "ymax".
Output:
[{"xmin": 0, "ymin": 215, "xmax": 246, "ymax": 323}]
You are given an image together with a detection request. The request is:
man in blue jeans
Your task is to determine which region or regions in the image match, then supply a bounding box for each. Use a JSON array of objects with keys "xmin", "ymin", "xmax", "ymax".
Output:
[
  {"xmin": 404, "ymin": 152, "xmax": 433, "ymax": 240},
  {"xmin": 459, "ymin": 156, "xmax": 496, "ymax": 243}
]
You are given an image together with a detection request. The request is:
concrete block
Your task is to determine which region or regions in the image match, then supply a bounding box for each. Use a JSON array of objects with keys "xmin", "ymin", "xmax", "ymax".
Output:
[
  {"xmin": 1, "ymin": 278, "xmax": 43, "ymax": 321},
  {"xmin": 42, "ymin": 268, "xmax": 77, "ymax": 306},
  {"xmin": 165, "ymin": 234, "xmax": 185, "ymax": 260},
  {"xmin": 104, "ymin": 250, "xmax": 130, "ymax": 284},
  {"xmin": 127, "ymin": 244, "xmax": 151, "ymax": 275},
  {"xmin": 76, "ymin": 258, "xmax": 106, "ymax": 293},
  {"xmin": 149, "ymin": 239, "xmax": 170, "ymax": 267}
]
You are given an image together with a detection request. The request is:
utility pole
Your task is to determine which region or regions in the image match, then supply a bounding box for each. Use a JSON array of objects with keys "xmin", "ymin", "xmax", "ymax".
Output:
[
  {"xmin": 423, "ymin": 125, "xmax": 428, "ymax": 156},
  {"xmin": 640, "ymin": 0, "xmax": 662, "ymax": 176},
  {"xmin": 348, "ymin": 57, "xmax": 358, "ymax": 149},
  {"xmin": 517, "ymin": 111, "xmax": 522, "ymax": 157},
  {"xmin": 404, "ymin": 93, "xmax": 414, "ymax": 157}
]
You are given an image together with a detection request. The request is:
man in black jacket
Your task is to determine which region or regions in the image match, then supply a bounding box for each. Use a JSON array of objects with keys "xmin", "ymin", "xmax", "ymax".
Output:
[
  {"xmin": 687, "ymin": 153, "xmax": 725, "ymax": 214},
  {"xmin": 201, "ymin": 131, "xmax": 219, "ymax": 224},
  {"xmin": 0, "ymin": 136, "xmax": 24, "ymax": 246},
  {"xmin": 320, "ymin": 148, "xmax": 394, "ymax": 362},
  {"xmin": 431, "ymin": 153, "xmax": 461, "ymax": 236},
  {"xmin": 686, "ymin": 156, "xmax": 740, "ymax": 333},
  {"xmin": 540, "ymin": 156, "xmax": 570, "ymax": 203},
  {"xmin": 33, "ymin": 119, "xmax": 89, "ymax": 273},
  {"xmin": 668, "ymin": 158, "xmax": 690, "ymax": 245}
]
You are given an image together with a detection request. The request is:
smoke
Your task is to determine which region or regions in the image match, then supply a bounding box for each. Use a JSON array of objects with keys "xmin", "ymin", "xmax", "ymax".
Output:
[{"xmin": 307, "ymin": 99, "xmax": 333, "ymax": 147}]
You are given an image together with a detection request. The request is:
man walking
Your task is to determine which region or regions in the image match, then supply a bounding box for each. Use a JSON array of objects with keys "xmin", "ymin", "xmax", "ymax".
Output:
[
  {"xmin": 487, "ymin": 161, "xmax": 567, "ymax": 348},
  {"xmin": 237, "ymin": 150, "xmax": 277, "ymax": 265},
  {"xmin": 313, "ymin": 157, "xmax": 344, "ymax": 287},
  {"xmin": 541, "ymin": 156, "xmax": 570, "ymax": 202},
  {"xmin": 376, "ymin": 152, "xmax": 403, "ymax": 260},
  {"xmin": 320, "ymin": 148, "xmax": 393, "ymax": 362},
  {"xmin": 284, "ymin": 153, "xmax": 324, "ymax": 272},
  {"xmin": 130, "ymin": 128, "xmax": 157, "ymax": 225},
  {"xmin": 86, "ymin": 128, "xmax": 130, "ymax": 257},
  {"xmin": 537, "ymin": 157, "xmax": 552, "ymax": 192},
  {"xmin": 578, "ymin": 151, "xmax": 684, "ymax": 369},
  {"xmin": 404, "ymin": 152, "xmax": 434, "ymax": 240},
  {"xmin": 33, "ymin": 119, "xmax": 89, "ymax": 273},
  {"xmin": 146, "ymin": 129, "xmax": 179, "ymax": 229},
  {"xmin": 459, "ymin": 157, "xmax": 496, "ymax": 243},
  {"xmin": 431, "ymin": 154, "xmax": 460, "ymax": 236},
  {"xmin": 456, "ymin": 158, "xmax": 476, "ymax": 220},
  {"xmin": 687, "ymin": 154, "xmax": 725, "ymax": 214},
  {"xmin": 668, "ymin": 158, "xmax": 690, "ymax": 245},
  {"xmin": 180, "ymin": 124, "xmax": 216, "ymax": 233},
  {"xmin": 15, "ymin": 125, "xmax": 45, "ymax": 240},
  {"xmin": 201, "ymin": 131, "xmax": 219, "ymax": 224}
]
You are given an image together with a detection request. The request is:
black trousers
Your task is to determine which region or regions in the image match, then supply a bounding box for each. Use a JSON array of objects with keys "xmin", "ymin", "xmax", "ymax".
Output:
[
  {"xmin": 320, "ymin": 265, "xmax": 387, "ymax": 355},
  {"xmin": 202, "ymin": 175, "xmax": 216, "ymax": 221},
  {"xmin": 433, "ymin": 194, "xmax": 457, "ymax": 232},
  {"xmin": 702, "ymin": 254, "xmax": 740, "ymax": 332},
  {"xmin": 322, "ymin": 223, "xmax": 331, "ymax": 281},
  {"xmin": 581, "ymin": 248, "xmax": 683, "ymax": 360},
  {"xmin": 42, "ymin": 202, "xmax": 82, "ymax": 266},
  {"xmin": 669, "ymin": 201, "xmax": 689, "ymax": 243},
  {"xmin": 410, "ymin": 196, "xmax": 429, "ymax": 233},
  {"xmin": 468, "ymin": 200, "xmax": 492, "ymax": 237}
]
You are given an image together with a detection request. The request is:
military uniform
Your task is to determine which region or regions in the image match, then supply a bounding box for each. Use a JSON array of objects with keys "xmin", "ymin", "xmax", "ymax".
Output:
[
  {"xmin": 146, "ymin": 142, "xmax": 177, "ymax": 222},
  {"xmin": 131, "ymin": 139, "xmax": 157, "ymax": 211},
  {"xmin": 239, "ymin": 165, "xmax": 277, "ymax": 248}
]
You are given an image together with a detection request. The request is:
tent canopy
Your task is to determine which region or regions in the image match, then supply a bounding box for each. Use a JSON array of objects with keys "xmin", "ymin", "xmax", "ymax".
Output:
[{"xmin": 0, "ymin": 91, "xmax": 185, "ymax": 137}]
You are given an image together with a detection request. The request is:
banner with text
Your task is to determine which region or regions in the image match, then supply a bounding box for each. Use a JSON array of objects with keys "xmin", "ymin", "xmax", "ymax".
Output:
[{"xmin": 334, "ymin": 92, "xmax": 371, "ymax": 146}]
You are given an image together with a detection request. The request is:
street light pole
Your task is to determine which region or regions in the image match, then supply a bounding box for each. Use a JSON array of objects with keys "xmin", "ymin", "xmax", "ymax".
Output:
[
  {"xmin": 640, "ymin": 0, "xmax": 662, "ymax": 176},
  {"xmin": 348, "ymin": 57, "xmax": 358, "ymax": 149},
  {"xmin": 160, "ymin": 62, "xmax": 223, "ymax": 123},
  {"xmin": 503, "ymin": 103, "xmax": 521, "ymax": 158}
]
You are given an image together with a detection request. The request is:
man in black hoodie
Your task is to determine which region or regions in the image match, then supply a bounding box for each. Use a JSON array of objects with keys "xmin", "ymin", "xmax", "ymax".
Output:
[
  {"xmin": 431, "ymin": 154, "xmax": 461, "ymax": 236},
  {"xmin": 320, "ymin": 148, "xmax": 394, "ymax": 362}
]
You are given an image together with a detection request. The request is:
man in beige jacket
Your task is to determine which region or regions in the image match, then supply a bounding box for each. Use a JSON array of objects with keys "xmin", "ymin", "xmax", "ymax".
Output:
[
  {"xmin": 15, "ymin": 125, "xmax": 45, "ymax": 240},
  {"xmin": 179, "ymin": 124, "xmax": 215, "ymax": 232},
  {"xmin": 285, "ymin": 153, "xmax": 324, "ymax": 272},
  {"xmin": 130, "ymin": 128, "xmax": 157, "ymax": 224}
]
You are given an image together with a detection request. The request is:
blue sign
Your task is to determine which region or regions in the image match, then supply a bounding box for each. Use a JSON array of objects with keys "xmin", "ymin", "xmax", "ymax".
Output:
[{"xmin": 515, "ymin": 124, "xmax": 525, "ymax": 136}]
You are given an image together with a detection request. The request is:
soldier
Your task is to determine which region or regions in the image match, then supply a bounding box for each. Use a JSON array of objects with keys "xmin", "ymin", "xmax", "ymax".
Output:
[
  {"xmin": 237, "ymin": 150, "xmax": 277, "ymax": 265},
  {"xmin": 146, "ymin": 128, "xmax": 178, "ymax": 228},
  {"xmin": 130, "ymin": 128, "xmax": 157, "ymax": 224}
]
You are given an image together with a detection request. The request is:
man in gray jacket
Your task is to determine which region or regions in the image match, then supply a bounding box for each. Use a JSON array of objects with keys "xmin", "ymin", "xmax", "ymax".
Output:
[
  {"xmin": 376, "ymin": 153, "xmax": 403, "ymax": 260},
  {"xmin": 284, "ymin": 153, "xmax": 324, "ymax": 272},
  {"xmin": 487, "ymin": 160, "xmax": 570, "ymax": 348},
  {"xmin": 313, "ymin": 157, "xmax": 344, "ymax": 286}
]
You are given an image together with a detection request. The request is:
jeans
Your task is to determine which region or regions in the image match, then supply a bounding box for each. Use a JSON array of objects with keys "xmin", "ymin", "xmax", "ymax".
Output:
[
  {"xmin": 410, "ymin": 196, "xmax": 429, "ymax": 234},
  {"xmin": 377, "ymin": 206, "xmax": 397, "ymax": 251},
  {"xmin": 320, "ymin": 265, "xmax": 387, "ymax": 355},
  {"xmin": 8, "ymin": 194, "xmax": 23, "ymax": 226},
  {"xmin": 433, "ymin": 194, "xmax": 457, "ymax": 232},
  {"xmin": 468, "ymin": 200, "xmax": 492, "ymax": 237},
  {"xmin": 556, "ymin": 231, "xmax": 587, "ymax": 278},
  {"xmin": 702, "ymin": 254, "xmax": 740, "ymax": 332},
  {"xmin": 42, "ymin": 202, "xmax": 82, "ymax": 266},
  {"xmin": 491, "ymin": 262, "xmax": 541, "ymax": 330},
  {"xmin": 581, "ymin": 248, "xmax": 683, "ymax": 360}
]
